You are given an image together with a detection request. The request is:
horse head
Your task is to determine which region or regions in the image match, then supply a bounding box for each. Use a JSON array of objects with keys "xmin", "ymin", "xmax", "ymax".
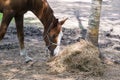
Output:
[{"xmin": 44, "ymin": 18, "xmax": 67, "ymax": 56}]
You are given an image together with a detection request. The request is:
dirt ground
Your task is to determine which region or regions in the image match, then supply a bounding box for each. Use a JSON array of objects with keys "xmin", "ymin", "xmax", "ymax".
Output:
[{"xmin": 0, "ymin": 0, "xmax": 120, "ymax": 80}]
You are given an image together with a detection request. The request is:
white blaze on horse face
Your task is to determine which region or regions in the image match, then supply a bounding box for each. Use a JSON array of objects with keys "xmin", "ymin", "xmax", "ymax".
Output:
[{"xmin": 54, "ymin": 30, "xmax": 63, "ymax": 56}]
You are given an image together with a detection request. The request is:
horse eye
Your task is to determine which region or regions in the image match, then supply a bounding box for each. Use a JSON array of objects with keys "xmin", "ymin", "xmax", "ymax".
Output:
[
  {"xmin": 52, "ymin": 34, "xmax": 57, "ymax": 38},
  {"xmin": 53, "ymin": 35, "xmax": 56, "ymax": 38}
]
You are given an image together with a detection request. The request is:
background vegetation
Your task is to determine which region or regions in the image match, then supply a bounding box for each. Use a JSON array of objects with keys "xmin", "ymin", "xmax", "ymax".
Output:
[{"xmin": 0, "ymin": 13, "xmax": 2, "ymax": 21}]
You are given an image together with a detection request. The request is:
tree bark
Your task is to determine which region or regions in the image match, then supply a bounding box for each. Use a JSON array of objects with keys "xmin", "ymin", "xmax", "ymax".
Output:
[{"xmin": 87, "ymin": 0, "xmax": 102, "ymax": 46}]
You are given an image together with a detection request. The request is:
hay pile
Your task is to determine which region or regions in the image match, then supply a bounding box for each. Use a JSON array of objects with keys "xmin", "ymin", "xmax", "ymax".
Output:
[{"xmin": 47, "ymin": 40, "xmax": 105, "ymax": 76}]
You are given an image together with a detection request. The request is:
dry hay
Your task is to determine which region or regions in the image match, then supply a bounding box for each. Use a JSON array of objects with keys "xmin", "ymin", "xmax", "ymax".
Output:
[{"xmin": 47, "ymin": 40, "xmax": 106, "ymax": 76}]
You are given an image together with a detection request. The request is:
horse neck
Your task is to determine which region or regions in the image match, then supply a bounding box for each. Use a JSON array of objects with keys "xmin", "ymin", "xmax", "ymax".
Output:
[{"xmin": 32, "ymin": 0, "xmax": 56, "ymax": 29}]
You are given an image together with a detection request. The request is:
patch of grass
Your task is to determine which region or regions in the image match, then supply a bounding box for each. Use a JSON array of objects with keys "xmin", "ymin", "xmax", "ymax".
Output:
[
  {"xmin": 0, "ymin": 13, "xmax": 15, "ymax": 23},
  {"xmin": 0, "ymin": 13, "xmax": 3, "ymax": 21}
]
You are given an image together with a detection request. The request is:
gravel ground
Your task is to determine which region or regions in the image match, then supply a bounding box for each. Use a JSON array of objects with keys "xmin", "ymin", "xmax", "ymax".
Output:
[{"xmin": 0, "ymin": 0, "xmax": 120, "ymax": 80}]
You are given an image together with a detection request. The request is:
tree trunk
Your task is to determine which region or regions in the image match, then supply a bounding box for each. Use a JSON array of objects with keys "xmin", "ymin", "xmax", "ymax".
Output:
[{"xmin": 87, "ymin": 0, "xmax": 102, "ymax": 46}]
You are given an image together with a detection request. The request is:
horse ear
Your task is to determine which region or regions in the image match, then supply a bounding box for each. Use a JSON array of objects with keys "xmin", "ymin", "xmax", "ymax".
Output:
[{"xmin": 59, "ymin": 18, "xmax": 68, "ymax": 25}]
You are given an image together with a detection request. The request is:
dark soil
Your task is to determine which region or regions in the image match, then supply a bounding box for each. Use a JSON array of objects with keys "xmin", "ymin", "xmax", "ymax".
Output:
[{"xmin": 0, "ymin": 25, "xmax": 120, "ymax": 80}]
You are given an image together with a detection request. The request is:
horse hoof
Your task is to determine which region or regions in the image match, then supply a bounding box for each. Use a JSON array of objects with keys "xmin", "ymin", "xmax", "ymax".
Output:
[
  {"xmin": 114, "ymin": 60, "xmax": 120, "ymax": 64},
  {"xmin": 25, "ymin": 57, "xmax": 33, "ymax": 63}
]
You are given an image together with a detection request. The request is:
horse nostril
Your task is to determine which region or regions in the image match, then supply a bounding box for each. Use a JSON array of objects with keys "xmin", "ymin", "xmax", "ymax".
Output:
[
  {"xmin": 61, "ymin": 36, "xmax": 64, "ymax": 40},
  {"xmin": 50, "ymin": 51, "xmax": 54, "ymax": 56}
]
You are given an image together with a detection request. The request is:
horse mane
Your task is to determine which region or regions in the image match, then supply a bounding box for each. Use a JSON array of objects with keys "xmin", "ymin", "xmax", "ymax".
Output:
[
  {"xmin": 30, "ymin": 0, "xmax": 58, "ymax": 30},
  {"xmin": 52, "ymin": 19, "xmax": 58, "ymax": 28},
  {"xmin": 39, "ymin": 0, "xmax": 57, "ymax": 28}
]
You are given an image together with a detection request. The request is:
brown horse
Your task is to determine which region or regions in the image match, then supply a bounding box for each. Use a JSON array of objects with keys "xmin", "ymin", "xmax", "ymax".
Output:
[{"xmin": 0, "ymin": 0, "xmax": 67, "ymax": 62}]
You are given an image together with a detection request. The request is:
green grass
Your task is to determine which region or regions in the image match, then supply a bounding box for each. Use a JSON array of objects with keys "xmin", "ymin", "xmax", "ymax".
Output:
[
  {"xmin": 0, "ymin": 13, "xmax": 3, "ymax": 21},
  {"xmin": 0, "ymin": 13, "xmax": 15, "ymax": 22}
]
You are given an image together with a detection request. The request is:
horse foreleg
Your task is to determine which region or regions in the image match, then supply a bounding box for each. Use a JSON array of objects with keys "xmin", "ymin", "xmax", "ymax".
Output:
[
  {"xmin": 15, "ymin": 14, "xmax": 33, "ymax": 63},
  {"xmin": 0, "ymin": 11, "xmax": 14, "ymax": 41}
]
